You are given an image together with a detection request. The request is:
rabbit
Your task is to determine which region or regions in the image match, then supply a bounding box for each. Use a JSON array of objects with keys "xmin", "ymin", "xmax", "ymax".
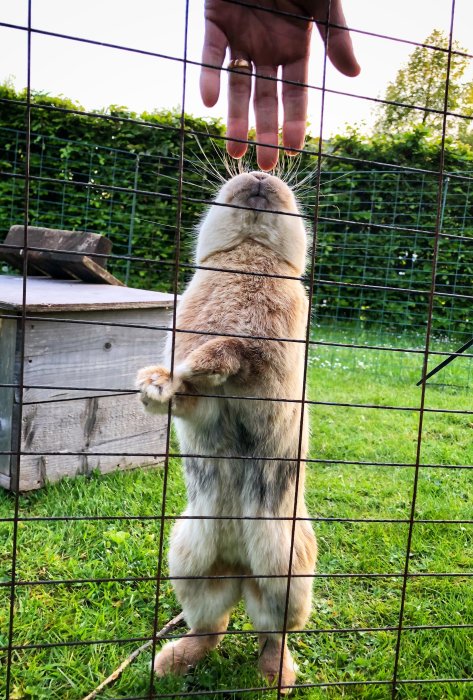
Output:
[{"xmin": 136, "ymin": 171, "xmax": 317, "ymax": 693}]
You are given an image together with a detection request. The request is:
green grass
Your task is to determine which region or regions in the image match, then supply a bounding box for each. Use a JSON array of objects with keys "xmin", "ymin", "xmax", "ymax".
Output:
[{"xmin": 0, "ymin": 324, "xmax": 472, "ymax": 699}]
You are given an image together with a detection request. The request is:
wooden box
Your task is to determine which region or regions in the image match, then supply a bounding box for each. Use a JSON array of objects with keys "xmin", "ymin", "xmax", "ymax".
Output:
[{"xmin": 0, "ymin": 275, "xmax": 175, "ymax": 491}]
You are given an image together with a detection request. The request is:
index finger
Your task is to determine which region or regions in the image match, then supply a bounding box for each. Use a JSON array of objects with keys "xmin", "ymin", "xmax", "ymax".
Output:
[{"xmin": 200, "ymin": 21, "xmax": 228, "ymax": 107}]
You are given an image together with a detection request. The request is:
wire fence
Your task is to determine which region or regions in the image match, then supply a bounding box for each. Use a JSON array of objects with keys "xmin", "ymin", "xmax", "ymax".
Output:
[{"xmin": 0, "ymin": 1, "xmax": 472, "ymax": 699}]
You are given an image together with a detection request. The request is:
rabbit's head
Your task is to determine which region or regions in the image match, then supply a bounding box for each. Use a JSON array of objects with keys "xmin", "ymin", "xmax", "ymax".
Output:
[{"xmin": 196, "ymin": 172, "xmax": 307, "ymax": 274}]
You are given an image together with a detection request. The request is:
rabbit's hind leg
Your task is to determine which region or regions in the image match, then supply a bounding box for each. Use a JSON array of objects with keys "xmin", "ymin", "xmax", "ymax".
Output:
[
  {"xmin": 244, "ymin": 575, "xmax": 310, "ymax": 694},
  {"xmin": 154, "ymin": 520, "xmax": 242, "ymax": 676},
  {"xmin": 153, "ymin": 614, "xmax": 231, "ymax": 677},
  {"xmin": 243, "ymin": 519, "xmax": 316, "ymax": 693},
  {"xmin": 154, "ymin": 574, "xmax": 240, "ymax": 676}
]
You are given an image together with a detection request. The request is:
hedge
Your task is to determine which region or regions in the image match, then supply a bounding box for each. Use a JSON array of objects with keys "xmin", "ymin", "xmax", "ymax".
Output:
[{"xmin": 0, "ymin": 85, "xmax": 471, "ymax": 338}]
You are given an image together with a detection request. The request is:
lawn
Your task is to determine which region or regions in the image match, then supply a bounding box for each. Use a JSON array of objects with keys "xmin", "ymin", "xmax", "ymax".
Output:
[{"xmin": 0, "ymin": 324, "xmax": 472, "ymax": 700}]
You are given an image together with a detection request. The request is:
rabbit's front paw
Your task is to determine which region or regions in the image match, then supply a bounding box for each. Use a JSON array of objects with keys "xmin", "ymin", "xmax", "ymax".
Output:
[{"xmin": 136, "ymin": 365, "xmax": 176, "ymax": 414}]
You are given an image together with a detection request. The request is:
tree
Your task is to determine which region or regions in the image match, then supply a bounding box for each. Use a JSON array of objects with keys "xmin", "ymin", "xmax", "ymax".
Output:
[
  {"xmin": 457, "ymin": 82, "xmax": 473, "ymax": 146},
  {"xmin": 374, "ymin": 29, "xmax": 472, "ymax": 138}
]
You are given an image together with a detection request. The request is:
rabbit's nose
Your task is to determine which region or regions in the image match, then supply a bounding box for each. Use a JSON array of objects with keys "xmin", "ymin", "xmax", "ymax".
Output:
[{"xmin": 250, "ymin": 171, "xmax": 269, "ymax": 181}]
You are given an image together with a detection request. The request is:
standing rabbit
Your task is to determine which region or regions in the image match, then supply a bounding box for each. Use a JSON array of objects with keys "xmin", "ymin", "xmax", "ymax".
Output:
[{"xmin": 137, "ymin": 171, "xmax": 316, "ymax": 692}]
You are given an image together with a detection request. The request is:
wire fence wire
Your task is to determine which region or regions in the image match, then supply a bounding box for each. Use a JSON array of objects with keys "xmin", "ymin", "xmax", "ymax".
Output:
[{"xmin": 0, "ymin": 0, "xmax": 472, "ymax": 699}]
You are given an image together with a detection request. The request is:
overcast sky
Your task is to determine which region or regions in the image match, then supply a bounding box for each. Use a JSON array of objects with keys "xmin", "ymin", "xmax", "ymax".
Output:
[{"xmin": 1, "ymin": 1, "xmax": 472, "ymax": 137}]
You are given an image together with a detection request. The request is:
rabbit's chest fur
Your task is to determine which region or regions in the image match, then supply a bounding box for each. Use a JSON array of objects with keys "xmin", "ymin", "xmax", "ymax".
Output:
[
  {"xmin": 169, "ymin": 241, "xmax": 308, "ymax": 519},
  {"xmin": 172, "ymin": 243, "xmax": 307, "ymax": 392}
]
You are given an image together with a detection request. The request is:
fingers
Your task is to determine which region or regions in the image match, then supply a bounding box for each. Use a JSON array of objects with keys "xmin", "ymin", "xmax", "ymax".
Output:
[
  {"xmin": 226, "ymin": 59, "xmax": 252, "ymax": 159},
  {"xmin": 282, "ymin": 58, "xmax": 309, "ymax": 155},
  {"xmin": 314, "ymin": 0, "xmax": 361, "ymax": 77},
  {"xmin": 327, "ymin": 30, "xmax": 360, "ymax": 77},
  {"xmin": 253, "ymin": 65, "xmax": 279, "ymax": 171},
  {"xmin": 200, "ymin": 21, "xmax": 228, "ymax": 107},
  {"xmin": 201, "ymin": 0, "xmax": 360, "ymax": 171}
]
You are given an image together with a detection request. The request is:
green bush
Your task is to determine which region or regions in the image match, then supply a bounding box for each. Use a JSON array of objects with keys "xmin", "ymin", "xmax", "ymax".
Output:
[{"xmin": 0, "ymin": 87, "xmax": 471, "ymax": 338}]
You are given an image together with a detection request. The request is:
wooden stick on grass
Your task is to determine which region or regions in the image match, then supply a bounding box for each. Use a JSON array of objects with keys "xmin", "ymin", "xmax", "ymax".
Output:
[{"xmin": 81, "ymin": 612, "xmax": 185, "ymax": 700}]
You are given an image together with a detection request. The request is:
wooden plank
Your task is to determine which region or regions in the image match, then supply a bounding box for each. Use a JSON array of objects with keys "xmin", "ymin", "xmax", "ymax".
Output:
[
  {"xmin": 22, "ymin": 308, "xmax": 172, "ymax": 403},
  {"xmin": 37, "ymin": 253, "xmax": 125, "ymax": 285},
  {"xmin": 1, "ymin": 225, "xmax": 125, "ymax": 284},
  {"xmin": 14, "ymin": 394, "xmax": 168, "ymax": 491},
  {"xmin": 0, "ymin": 275, "xmax": 176, "ymax": 311},
  {"xmin": 1, "ymin": 225, "xmax": 112, "ymax": 266},
  {"xmin": 0, "ymin": 317, "xmax": 16, "ymax": 478},
  {"xmin": 4, "ymin": 251, "xmax": 126, "ymax": 286}
]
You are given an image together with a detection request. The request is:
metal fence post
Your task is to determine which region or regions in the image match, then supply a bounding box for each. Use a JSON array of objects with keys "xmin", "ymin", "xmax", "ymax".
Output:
[{"xmin": 125, "ymin": 153, "xmax": 140, "ymax": 286}]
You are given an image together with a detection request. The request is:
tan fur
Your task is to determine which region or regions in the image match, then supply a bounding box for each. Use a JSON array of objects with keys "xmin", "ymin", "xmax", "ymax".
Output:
[
  {"xmin": 137, "ymin": 172, "xmax": 317, "ymax": 691},
  {"xmin": 259, "ymin": 635, "xmax": 297, "ymax": 694},
  {"xmin": 154, "ymin": 618, "xmax": 229, "ymax": 676}
]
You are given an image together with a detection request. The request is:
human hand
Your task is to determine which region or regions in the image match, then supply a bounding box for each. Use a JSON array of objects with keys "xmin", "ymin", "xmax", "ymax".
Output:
[{"xmin": 200, "ymin": 0, "xmax": 360, "ymax": 170}]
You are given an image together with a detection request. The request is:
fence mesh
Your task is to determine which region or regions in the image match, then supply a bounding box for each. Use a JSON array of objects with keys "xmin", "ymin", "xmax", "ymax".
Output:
[{"xmin": 0, "ymin": 1, "xmax": 472, "ymax": 699}]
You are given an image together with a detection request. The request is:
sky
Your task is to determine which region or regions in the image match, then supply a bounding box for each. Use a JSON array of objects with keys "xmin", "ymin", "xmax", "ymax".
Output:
[{"xmin": 1, "ymin": 0, "xmax": 472, "ymax": 138}]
